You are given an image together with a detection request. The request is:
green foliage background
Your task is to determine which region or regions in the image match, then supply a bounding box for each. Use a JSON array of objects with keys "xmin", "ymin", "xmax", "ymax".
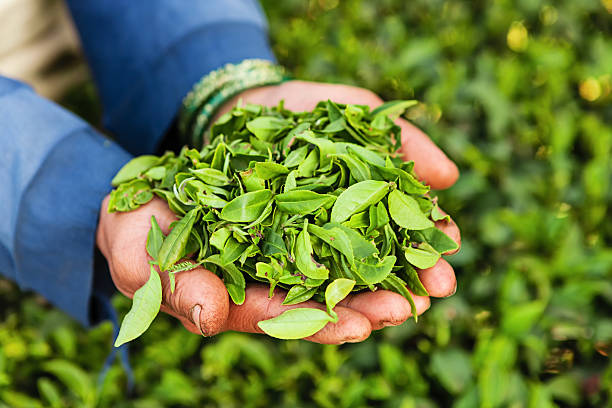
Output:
[{"xmin": 1, "ymin": 0, "xmax": 611, "ymax": 406}]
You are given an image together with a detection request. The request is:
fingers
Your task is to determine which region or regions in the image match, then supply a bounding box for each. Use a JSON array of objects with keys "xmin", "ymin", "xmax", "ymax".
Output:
[
  {"xmin": 159, "ymin": 265, "xmax": 229, "ymax": 336},
  {"xmin": 339, "ymin": 289, "xmax": 430, "ymax": 330},
  {"xmin": 418, "ymin": 258, "xmax": 457, "ymax": 298},
  {"xmin": 398, "ymin": 119, "xmax": 459, "ymax": 190},
  {"xmin": 223, "ymin": 285, "xmax": 372, "ymax": 344}
]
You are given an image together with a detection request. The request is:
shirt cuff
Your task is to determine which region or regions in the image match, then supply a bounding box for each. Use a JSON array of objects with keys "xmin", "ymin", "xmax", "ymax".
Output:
[
  {"xmin": 106, "ymin": 22, "xmax": 276, "ymax": 156},
  {"xmin": 15, "ymin": 129, "xmax": 131, "ymax": 326}
]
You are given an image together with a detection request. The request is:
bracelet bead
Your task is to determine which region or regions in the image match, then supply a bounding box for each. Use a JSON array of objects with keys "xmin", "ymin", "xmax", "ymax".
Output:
[{"xmin": 179, "ymin": 59, "xmax": 289, "ymax": 148}]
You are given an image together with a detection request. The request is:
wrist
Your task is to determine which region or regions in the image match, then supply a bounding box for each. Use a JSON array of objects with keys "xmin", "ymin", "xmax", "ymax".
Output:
[
  {"xmin": 213, "ymin": 83, "xmax": 282, "ymax": 121},
  {"xmin": 178, "ymin": 59, "xmax": 290, "ymax": 148}
]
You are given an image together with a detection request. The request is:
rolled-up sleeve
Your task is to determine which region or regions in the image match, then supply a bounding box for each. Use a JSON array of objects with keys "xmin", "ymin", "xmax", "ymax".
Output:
[
  {"xmin": 0, "ymin": 77, "xmax": 131, "ymax": 325},
  {"xmin": 65, "ymin": 0, "xmax": 276, "ymax": 155}
]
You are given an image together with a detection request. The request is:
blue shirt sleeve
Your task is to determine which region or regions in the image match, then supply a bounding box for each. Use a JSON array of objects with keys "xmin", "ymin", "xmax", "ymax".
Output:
[
  {"xmin": 0, "ymin": 77, "xmax": 132, "ymax": 326},
  {"xmin": 0, "ymin": 1, "xmax": 276, "ymax": 326},
  {"xmin": 65, "ymin": 0, "xmax": 276, "ymax": 156}
]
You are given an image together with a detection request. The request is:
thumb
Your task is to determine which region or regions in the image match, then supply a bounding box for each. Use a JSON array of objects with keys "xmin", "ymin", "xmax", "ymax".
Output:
[
  {"xmin": 100, "ymin": 196, "xmax": 230, "ymax": 336},
  {"xmin": 159, "ymin": 264, "xmax": 229, "ymax": 336}
]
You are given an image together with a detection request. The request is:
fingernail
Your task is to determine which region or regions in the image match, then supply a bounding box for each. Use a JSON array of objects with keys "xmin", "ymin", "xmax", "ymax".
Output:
[{"xmin": 190, "ymin": 304, "xmax": 208, "ymax": 337}]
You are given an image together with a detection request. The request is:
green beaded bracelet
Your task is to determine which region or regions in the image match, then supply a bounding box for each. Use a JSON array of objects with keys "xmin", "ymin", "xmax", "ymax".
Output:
[{"xmin": 179, "ymin": 59, "xmax": 289, "ymax": 148}]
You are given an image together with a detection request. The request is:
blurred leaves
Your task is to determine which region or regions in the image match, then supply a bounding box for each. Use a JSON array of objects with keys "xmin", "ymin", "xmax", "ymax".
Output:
[{"xmin": 1, "ymin": 0, "xmax": 611, "ymax": 406}]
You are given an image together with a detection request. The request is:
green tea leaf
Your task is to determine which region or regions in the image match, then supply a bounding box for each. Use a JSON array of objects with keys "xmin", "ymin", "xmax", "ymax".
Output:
[
  {"xmin": 282, "ymin": 285, "xmax": 318, "ymax": 305},
  {"xmin": 262, "ymin": 229, "xmax": 288, "ymax": 256},
  {"xmin": 331, "ymin": 180, "xmax": 390, "ymax": 223},
  {"xmin": 307, "ymin": 224, "xmax": 354, "ymax": 266},
  {"xmin": 404, "ymin": 244, "xmax": 440, "ymax": 269},
  {"xmin": 370, "ymin": 100, "xmax": 418, "ymax": 120},
  {"xmin": 332, "ymin": 153, "xmax": 371, "ymax": 182},
  {"xmin": 244, "ymin": 199, "xmax": 275, "ymax": 229},
  {"xmin": 157, "ymin": 208, "xmax": 198, "ymax": 272},
  {"xmin": 355, "ymin": 255, "xmax": 396, "ymax": 285},
  {"xmin": 275, "ymin": 190, "xmax": 336, "ymax": 215},
  {"xmin": 190, "ymin": 167, "xmax": 231, "ymax": 186},
  {"xmin": 246, "ymin": 116, "xmax": 291, "ymax": 141},
  {"xmin": 295, "ymin": 221, "xmax": 329, "ymax": 279},
  {"xmin": 168, "ymin": 260, "xmax": 204, "ymax": 273},
  {"xmin": 388, "ymin": 189, "xmax": 434, "ymax": 230},
  {"xmin": 401, "ymin": 262, "xmax": 429, "ymax": 296},
  {"xmin": 379, "ymin": 273, "xmax": 418, "ymax": 322},
  {"xmin": 344, "ymin": 211, "xmax": 370, "ymax": 229},
  {"xmin": 220, "ymin": 190, "xmax": 274, "ymax": 222},
  {"xmin": 111, "ymin": 155, "xmax": 159, "ymax": 186},
  {"xmin": 297, "ymin": 148, "xmax": 319, "ymax": 177},
  {"xmin": 367, "ymin": 201, "xmax": 390, "ymax": 234},
  {"xmin": 108, "ymin": 179, "xmax": 152, "ymax": 212},
  {"xmin": 412, "ymin": 227, "xmax": 459, "ymax": 254},
  {"xmin": 284, "ymin": 170, "xmax": 298, "ymax": 192},
  {"xmin": 326, "ymin": 99, "xmax": 343, "ymax": 121},
  {"xmin": 221, "ymin": 237, "xmax": 249, "ymax": 265},
  {"xmin": 256, "ymin": 262, "xmax": 281, "ymax": 297},
  {"xmin": 324, "ymin": 222, "xmax": 379, "ymax": 259},
  {"xmin": 325, "ymin": 278, "xmax": 355, "ymax": 317},
  {"xmin": 115, "ymin": 265, "xmax": 162, "ymax": 346},
  {"xmin": 257, "ymin": 308, "xmax": 333, "ymax": 339},
  {"xmin": 255, "ymin": 162, "xmax": 290, "ymax": 180},
  {"xmin": 374, "ymin": 165, "xmax": 430, "ymax": 195},
  {"xmin": 297, "ymin": 131, "xmax": 335, "ymax": 171},
  {"xmin": 284, "ymin": 145, "xmax": 308, "ymax": 168},
  {"xmin": 144, "ymin": 166, "xmax": 166, "ymax": 180},
  {"xmin": 196, "ymin": 192, "xmax": 228, "ymax": 208},
  {"xmin": 335, "ymin": 142, "xmax": 386, "ymax": 167},
  {"xmin": 146, "ymin": 216, "xmax": 164, "ymax": 260},
  {"xmin": 210, "ymin": 142, "xmax": 227, "ymax": 170},
  {"xmin": 204, "ymin": 255, "xmax": 246, "ymax": 304},
  {"xmin": 431, "ymin": 202, "xmax": 451, "ymax": 222},
  {"xmin": 210, "ymin": 227, "xmax": 231, "ymax": 251},
  {"xmin": 240, "ymin": 168, "xmax": 266, "ymax": 192}
]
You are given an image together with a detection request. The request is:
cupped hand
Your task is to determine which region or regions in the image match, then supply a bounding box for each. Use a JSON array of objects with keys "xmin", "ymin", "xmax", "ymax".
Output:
[{"xmin": 98, "ymin": 80, "xmax": 461, "ymax": 345}]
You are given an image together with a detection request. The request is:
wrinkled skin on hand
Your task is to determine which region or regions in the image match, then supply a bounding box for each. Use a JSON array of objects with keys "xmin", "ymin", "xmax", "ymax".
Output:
[{"xmin": 96, "ymin": 80, "xmax": 461, "ymax": 344}]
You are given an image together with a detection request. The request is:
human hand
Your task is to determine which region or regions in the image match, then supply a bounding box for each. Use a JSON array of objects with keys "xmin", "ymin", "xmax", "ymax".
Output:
[{"xmin": 99, "ymin": 80, "xmax": 461, "ymax": 345}]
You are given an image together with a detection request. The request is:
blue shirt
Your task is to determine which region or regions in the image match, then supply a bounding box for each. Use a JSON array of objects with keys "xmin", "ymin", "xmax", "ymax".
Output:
[{"xmin": 0, "ymin": 0, "xmax": 275, "ymax": 326}]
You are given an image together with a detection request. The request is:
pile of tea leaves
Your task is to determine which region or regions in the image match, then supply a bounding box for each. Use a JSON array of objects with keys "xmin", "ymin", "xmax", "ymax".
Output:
[{"xmin": 108, "ymin": 100, "xmax": 457, "ymax": 345}]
